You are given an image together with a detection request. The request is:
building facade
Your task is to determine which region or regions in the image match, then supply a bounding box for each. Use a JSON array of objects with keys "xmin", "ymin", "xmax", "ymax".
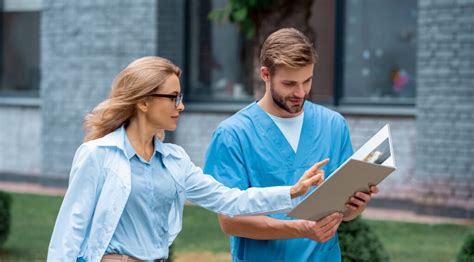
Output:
[{"xmin": 0, "ymin": 0, "xmax": 472, "ymax": 217}]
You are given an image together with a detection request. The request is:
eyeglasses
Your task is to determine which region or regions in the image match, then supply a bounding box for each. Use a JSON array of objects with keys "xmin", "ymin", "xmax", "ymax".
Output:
[{"xmin": 148, "ymin": 92, "xmax": 184, "ymax": 107}]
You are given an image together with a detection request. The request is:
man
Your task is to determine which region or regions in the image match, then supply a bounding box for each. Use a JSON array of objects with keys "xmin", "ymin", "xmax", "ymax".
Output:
[{"xmin": 204, "ymin": 28, "xmax": 378, "ymax": 261}]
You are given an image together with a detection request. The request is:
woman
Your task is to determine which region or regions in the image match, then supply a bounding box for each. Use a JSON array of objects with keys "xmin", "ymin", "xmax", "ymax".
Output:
[{"xmin": 47, "ymin": 56, "xmax": 328, "ymax": 261}]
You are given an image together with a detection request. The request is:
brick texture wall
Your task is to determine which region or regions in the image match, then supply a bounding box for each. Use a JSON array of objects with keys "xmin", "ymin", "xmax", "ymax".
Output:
[
  {"xmin": 347, "ymin": 116, "xmax": 416, "ymax": 200},
  {"xmin": 415, "ymin": 0, "xmax": 474, "ymax": 213},
  {"xmin": 40, "ymin": 0, "xmax": 158, "ymax": 178},
  {"xmin": 0, "ymin": 106, "xmax": 41, "ymax": 175},
  {"xmin": 175, "ymin": 112, "xmax": 230, "ymax": 167}
]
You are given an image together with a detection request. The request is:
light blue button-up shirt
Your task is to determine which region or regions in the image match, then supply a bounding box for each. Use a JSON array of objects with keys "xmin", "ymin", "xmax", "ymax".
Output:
[
  {"xmin": 48, "ymin": 126, "xmax": 295, "ymax": 262},
  {"xmin": 105, "ymin": 132, "xmax": 176, "ymax": 259}
]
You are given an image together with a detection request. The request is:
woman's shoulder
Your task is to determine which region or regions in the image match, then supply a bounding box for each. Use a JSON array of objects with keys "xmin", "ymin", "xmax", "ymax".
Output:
[
  {"xmin": 80, "ymin": 138, "xmax": 107, "ymax": 151},
  {"xmin": 73, "ymin": 138, "xmax": 118, "ymax": 162},
  {"xmin": 160, "ymin": 142, "xmax": 188, "ymax": 160}
]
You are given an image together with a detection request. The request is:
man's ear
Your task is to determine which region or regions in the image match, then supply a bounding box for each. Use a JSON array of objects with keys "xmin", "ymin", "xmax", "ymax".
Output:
[{"xmin": 260, "ymin": 67, "xmax": 270, "ymax": 82}]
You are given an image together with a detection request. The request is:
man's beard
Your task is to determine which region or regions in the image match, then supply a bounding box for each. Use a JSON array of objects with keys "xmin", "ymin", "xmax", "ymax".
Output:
[{"xmin": 270, "ymin": 83, "xmax": 305, "ymax": 114}]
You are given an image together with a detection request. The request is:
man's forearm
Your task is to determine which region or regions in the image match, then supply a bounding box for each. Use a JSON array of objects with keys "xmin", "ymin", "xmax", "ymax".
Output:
[{"xmin": 218, "ymin": 215, "xmax": 303, "ymax": 240}]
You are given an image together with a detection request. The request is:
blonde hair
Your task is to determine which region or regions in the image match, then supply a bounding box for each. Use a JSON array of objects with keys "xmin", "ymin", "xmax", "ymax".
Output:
[
  {"xmin": 260, "ymin": 28, "xmax": 317, "ymax": 74},
  {"xmin": 84, "ymin": 56, "xmax": 181, "ymax": 142}
]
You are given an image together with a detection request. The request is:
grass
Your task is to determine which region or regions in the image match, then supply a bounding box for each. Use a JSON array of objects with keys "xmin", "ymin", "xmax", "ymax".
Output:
[
  {"xmin": 173, "ymin": 205, "xmax": 230, "ymax": 253},
  {"xmin": 367, "ymin": 220, "xmax": 473, "ymax": 262},
  {"xmin": 0, "ymin": 193, "xmax": 62, "ymax": 260},
  {"xmin": 176, "ymin": 208, "xmax": 473, "ymax": 262},
  {"xmin": 0, "ymin": 192, "xmax": 472, "ymax": 261}
]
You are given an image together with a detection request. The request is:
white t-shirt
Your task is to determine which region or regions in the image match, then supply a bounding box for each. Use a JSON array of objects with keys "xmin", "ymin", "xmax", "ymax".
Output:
[{"xmin": 267, "ymin": 111, "xmax": 305, "ymax": 153}]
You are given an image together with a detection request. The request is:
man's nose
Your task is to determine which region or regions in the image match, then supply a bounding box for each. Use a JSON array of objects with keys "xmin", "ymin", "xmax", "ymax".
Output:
[{"xmin": 294, "ymin": 85, "xmax": 306, "ymax": 98}]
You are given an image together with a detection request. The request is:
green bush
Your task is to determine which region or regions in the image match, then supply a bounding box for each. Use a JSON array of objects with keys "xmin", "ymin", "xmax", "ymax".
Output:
[
  {"xmin": 0, "ymin": 191, "xmax": 12, "ymax": 247},
  {"xmin": 339, "ymin": 217, "xmax": 390, "ymax": 262},
  {"xmin": 456, "ymin": 232, "xmax": 474, "ymax": 262},
  {"xmin": 168, "ymin": 243, "xmax": 174, "ymax": 262}
]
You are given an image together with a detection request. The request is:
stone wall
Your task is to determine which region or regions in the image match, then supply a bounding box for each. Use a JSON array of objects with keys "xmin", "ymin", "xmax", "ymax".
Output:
[
  {"xmin": 40, "ymin": 0, "xmax": 158, "ymax": 177},
  {"xmin": 415, "ymin": 0, "xmax": 474, "ymax": 215},
  {"xmin": 0, "ymin": 105, "xmax": 41, "ymax": 175}
]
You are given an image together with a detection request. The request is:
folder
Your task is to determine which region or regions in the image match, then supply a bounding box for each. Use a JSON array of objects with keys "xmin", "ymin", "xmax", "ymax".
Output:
[{"xmin": 288, "ymin": 124, "xmax": 397, "ymax": 221}]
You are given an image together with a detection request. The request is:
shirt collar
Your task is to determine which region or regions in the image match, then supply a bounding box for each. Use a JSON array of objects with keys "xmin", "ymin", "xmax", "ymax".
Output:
[
  {"xmin": 95, "ymin": 125, "xmax": 182, "ymax": 159},
  {"xmin": 123, "ymin": 131, "xmax": 137, "ymax": 160}
]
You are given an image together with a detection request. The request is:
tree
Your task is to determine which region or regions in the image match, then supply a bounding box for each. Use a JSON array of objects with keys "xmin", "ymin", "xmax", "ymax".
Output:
[{"xmin": 209, "ymin": 0, "xmax": 316, "ymax": 98}]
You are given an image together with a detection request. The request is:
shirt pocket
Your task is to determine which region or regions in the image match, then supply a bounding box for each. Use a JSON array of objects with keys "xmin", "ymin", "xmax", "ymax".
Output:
[
  {"xmin": 94, "ymin": 168, "xmax": 129, "ymax": 223},
  {"xmin": 103, "ymin": 167, "xmax": 129, "ymax": 192}
]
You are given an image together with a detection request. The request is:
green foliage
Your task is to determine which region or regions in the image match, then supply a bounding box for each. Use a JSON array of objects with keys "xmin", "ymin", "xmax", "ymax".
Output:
[
  {"xmin": 0, "ymin": 191, "xmax": 12, "ymax": 248},
  {"xmin": 1, "ymin": 194, "xmax": 472, "ymax": 261},
  {"xmin": 168, "ymin": 243, "xmax": 174, "ymax": 262},
  {"xmin": 0, "ymin": 193, "xmax": 62, "ymax": 259},
  {"xmin": 208, "ymin": 0, "xmax": 275, "ymax": 38},
  {"xmin": 338, "ymin": 217, "xmax": 390, "ymax": 262},
  {"xmin": 174, "ymin": 205, "xmax": 229, "ymax": 253},
  {"xmin": 456, "ymin": 232, "xmax": 474, "ymax": 262}
]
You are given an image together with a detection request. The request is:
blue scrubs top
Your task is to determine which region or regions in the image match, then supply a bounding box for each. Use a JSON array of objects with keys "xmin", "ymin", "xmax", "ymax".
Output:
[{"xmin": 204, "ymin": 101, "xmax": 353, "ymax": 262}]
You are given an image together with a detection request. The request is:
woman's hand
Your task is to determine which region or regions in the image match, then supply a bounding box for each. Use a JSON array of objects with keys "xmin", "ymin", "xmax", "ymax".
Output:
[{"xmin": 290, "ymin": 158, "xmax": 329, "ymax": 199}]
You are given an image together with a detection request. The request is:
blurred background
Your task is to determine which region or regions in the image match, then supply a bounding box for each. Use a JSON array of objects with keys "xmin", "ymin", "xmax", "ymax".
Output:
[{"xmin": 0, "ymin": 0, "xmax": 473, "ymax": 261}]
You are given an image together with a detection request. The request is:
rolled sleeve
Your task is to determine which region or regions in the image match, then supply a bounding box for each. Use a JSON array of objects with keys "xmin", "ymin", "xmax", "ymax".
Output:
[{"xmin": 184, "ymin": 152, "xmax": 293, "ymax": 216}]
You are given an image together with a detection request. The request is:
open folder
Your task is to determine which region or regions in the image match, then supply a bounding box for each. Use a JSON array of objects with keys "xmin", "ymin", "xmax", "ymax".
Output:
[{"xmin": 288, "ymin": 124, "xmax": 396, "ymax": 222}]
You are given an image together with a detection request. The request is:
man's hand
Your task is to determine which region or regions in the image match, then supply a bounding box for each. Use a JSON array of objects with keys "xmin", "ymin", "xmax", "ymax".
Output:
[
  {"xmin": 343, "ymin": 185, "xmax": 379, "ymax": 221},
  {"xmin": 290, "ymin": 158, "xmax": 329, "ymax": 198},
  {"xmin": 296, "ymin": 212, "xmax": 343, "ymax": 243}
]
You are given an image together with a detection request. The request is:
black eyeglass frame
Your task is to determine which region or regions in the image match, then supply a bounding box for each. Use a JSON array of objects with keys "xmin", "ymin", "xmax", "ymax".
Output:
[{"xmin": 148, "ymin": 93, "xmax": 184, "ymax": 107}]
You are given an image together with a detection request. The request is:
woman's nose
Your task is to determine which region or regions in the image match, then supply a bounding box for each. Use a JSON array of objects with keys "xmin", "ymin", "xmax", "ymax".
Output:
[{"xmin": 177, "ymin": 101, "xmax": 185, "ymax": 112}]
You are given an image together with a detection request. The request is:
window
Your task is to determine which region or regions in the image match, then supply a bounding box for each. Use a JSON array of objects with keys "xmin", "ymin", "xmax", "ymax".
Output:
[
  {"xmin": 1, "ymin": 0, "xmax": 41, "ymax": 97},
  {"xmin": 184, "ymin": 0, "xmax": 417, "ymax": 107},
  {"xmin": 186, "ymin": 0, "xmax": 253, "ymax": 102},
  {"xmin": 340, "ymin": 0, "xmax": 417, "ymax": 105}
]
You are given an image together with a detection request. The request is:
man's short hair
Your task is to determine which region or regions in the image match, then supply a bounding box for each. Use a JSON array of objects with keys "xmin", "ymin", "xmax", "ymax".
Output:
[{"xmin": 260, "ymin": 28, "xmax": 317, "ymax": 74}]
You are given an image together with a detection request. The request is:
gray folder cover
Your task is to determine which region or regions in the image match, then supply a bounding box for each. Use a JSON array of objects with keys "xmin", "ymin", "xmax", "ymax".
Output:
[
  {"xmin": 288, "ymin": 159, "xmax": 396, "ymax": 221},
  {"xmin": 288, "ymin": 124, "xmax": 397, "ymax": 222}
]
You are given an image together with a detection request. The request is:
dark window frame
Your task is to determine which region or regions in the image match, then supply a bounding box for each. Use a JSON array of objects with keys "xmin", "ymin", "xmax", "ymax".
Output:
[
  {"xmin": 182, "ymin": 0, "xmax": 256, "ymax": 104},
  {"xmin": 0, "ymin": 1, "xmax": 41, "ymax": 98},
  {"xmin": 182, "ymin": 0, "xmax": 416, "ymax": 111},
  {"xmin": 333, "ymin": 0, "xmax": 417, "ymax": 108}
]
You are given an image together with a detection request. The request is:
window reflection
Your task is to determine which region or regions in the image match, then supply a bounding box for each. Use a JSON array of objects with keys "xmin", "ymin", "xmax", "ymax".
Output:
[
  {"xmin": 342, "ymin": 0, "xmax": 417, "ymax": 104},
  {"xmin": 1, "ymin": 0, "xmax": 40, "ymax": 97},
  {"xmin": 187, "ymin": 0, "xmax": 253, "ymax": 101}
]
